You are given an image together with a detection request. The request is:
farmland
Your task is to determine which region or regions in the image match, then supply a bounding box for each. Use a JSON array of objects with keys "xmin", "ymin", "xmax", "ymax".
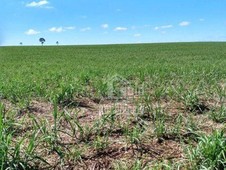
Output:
[{"xmin": 0, "ymin": 42, "xmax": 225, "ymax": 169}]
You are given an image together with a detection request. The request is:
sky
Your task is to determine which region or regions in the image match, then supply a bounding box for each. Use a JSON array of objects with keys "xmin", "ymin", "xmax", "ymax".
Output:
[{"xmin": 0, "ymin": 0, "xmax": 226, "ymax": 46}]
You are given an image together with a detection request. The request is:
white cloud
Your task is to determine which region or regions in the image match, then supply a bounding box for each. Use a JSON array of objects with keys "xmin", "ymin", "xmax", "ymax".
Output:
[
  {"xmin": 80, "ymin": 27, "xmax": 91, "ymax": 32},
  {"xmin": 132, "ymin": 25, "xmax": 151, "ymax": 30},
  {"xmin": 26, "ymin": 0, "xmax": 48, "ymax": 7},
  {"xmin": 134, "ymin": 33, "xmax": 141, "ymax": 37},
  {"xmin": 65, "ymin": 26, "xmax": 75, "ymax": 30},
  {"xmin": 25, "ymin": 29, "xmax": 40, "ymax": 35},
  {"xmin": 199, "ymin": 18, "xmax": 205, "ymax": 22},
  {"xmin": 101, "ymin": 24, "xmax": 109, "ymax": 29},
  {"xmin": 48, "ymin": 26, "xmax": 75, "ymax": 33},
  {"xmin": 49, "ymin": 27, "xmax": 64, "ymax": 33},
  {"xmin": 161, "ymin": 25, "xmax": 173, "ymax": 29},
  {"xmin": 155, "ymin": 25, "xmax": 173, "ymax": 30},
  {"xmin": 179, "ymin": 21, "xmax": 190, "ymax": 26},
  {"xmin": 114, "ymin": 27, "xmax": 128, "ymax": 31},
  {"xmin": 154, "ymin": 26, "xmax": 159, "ymax": 30}
]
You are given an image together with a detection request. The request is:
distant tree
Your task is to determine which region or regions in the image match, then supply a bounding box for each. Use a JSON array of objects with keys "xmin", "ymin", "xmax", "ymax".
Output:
[
  {"xmin": 19, "ymin": 42, "xmax": 23, "ymax": 46},
  {"xmin": 56, "ymin": 41, "xmax": 59, "ymax": 45},
  {"xmin": 39, "ymin": 38, "xmax": 45, "ymax": 46}
]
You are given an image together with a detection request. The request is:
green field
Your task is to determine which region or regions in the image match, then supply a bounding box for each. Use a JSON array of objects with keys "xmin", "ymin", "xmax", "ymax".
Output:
[{"xmin": 0, "ymin": 43, "xmax": 225, "ymax": 169}]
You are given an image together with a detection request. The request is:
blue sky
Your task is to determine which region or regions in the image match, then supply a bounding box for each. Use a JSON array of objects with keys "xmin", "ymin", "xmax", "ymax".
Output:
[{"xmin": 0, "ymin": 0, "xmax": 226, "ymax": 46}]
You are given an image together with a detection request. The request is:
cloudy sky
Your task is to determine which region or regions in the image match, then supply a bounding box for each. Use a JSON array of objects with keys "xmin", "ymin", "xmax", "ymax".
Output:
[{"xmin": 0, "ymin": 0, "xmax": 226, "ymax": 45}]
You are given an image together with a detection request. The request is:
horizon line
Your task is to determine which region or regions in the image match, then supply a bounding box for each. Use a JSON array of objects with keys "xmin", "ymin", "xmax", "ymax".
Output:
[{"xmin": 1, "ymin": 41, "xmax": 226, "ymax": 47}]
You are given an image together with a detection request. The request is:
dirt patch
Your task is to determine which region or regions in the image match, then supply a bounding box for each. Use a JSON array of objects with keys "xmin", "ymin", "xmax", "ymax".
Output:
[
  {"xmin": 0, "ymin": 99, "xmax": 15, "ymax": 111},
  {"xmin": 3, "ymin": 95, "xmax": 225, "ymax": 169},
  {"xmin": 28, "ymin": 100, "xmax": 53, "ymax": 115}
]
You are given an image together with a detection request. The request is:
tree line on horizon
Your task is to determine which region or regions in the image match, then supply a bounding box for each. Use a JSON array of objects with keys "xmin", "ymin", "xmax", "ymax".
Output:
[{"xmin": 20, "ymin": 38, "xmax": 59, "ymax": 46}]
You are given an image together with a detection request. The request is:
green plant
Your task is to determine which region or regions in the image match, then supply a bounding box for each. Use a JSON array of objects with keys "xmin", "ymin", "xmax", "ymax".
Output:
[
  {"xmin": 73, "ymin": 119, "xmax": 93, "ymax": 142},
  {"xmin": 1, "ymin": 42, "xmax": 226, "ymax": 169},
  {"xmin": 153, "ymin": 86, "xmax": 166, "ymax": 101},
  {"xmin": 182, "ymin": 90, "xmax": 200, "ymax": 112},
  {"xmin": 185, "ymin": 114, "xmax": 199, "ymax": 132},
  {"xmin": 154, "ymin": 117, "xmax": 166, "ymax": 140},
  {"xmin": 113, "ymin": 160, "xmax": 147, "ymax": 170},
  {"xmin": 93, "ymin": 135, "xmax": 109, "ymax": 152},
  {"xmin": 153, "ymin": 107, "xmax": 167, "ymax": 139},
  {"xmin": 67, "ymin": 146, "xmax": 83, "ymax": 162},
  {"xmin": 151, "ymin": 161, "xmax": 184, "ymax": 170},
  {"xmin": 131, "ymin": 160, "xmax": 143, "ymax": 170},
  {"xmin": 210, "ymin": 105, "xmax": 226, "ymax": 123},
  {"xmin": 138, "ymin": 94, "xmax": 154, "ymax": 120},
  {"xmin": 56, "ymin": 84, "xmax": 75, "ymax": 106},
  {"xmin": 170, "ymin": 113, "xmax": 183, "ymax": 136},
  {"xmin": 187, "ymin": 131, "xmax": 226, "ymax": 170},
  {"xmin": 124, "ymin": 125, "xmax": 143, "ymax": 156},
  {"xmin": 53, "ymin": 100, "xmax": 58, "ymax": 142},
  {"xmin": 0, "ymin": 104, "xmax": 48, "ymax": 170}
]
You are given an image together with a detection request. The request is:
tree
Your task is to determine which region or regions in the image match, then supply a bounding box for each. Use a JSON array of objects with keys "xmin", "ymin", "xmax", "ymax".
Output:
[
  {"xmin": 19, "ymin": 42, "xmax": 23, "ymax": 46},
  {"xmin": 39, "ymin": 38, "xmax": 45, "ymax": 46},
  {"xmin": 56, "ymin": 41, "xmax": 59, "ymax": 45}
]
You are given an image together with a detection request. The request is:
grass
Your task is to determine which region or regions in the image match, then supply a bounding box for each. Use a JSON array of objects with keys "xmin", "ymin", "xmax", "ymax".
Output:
[{"xmin": 0, "ymin": 42, "xmax": 225, "ymax": 169}]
